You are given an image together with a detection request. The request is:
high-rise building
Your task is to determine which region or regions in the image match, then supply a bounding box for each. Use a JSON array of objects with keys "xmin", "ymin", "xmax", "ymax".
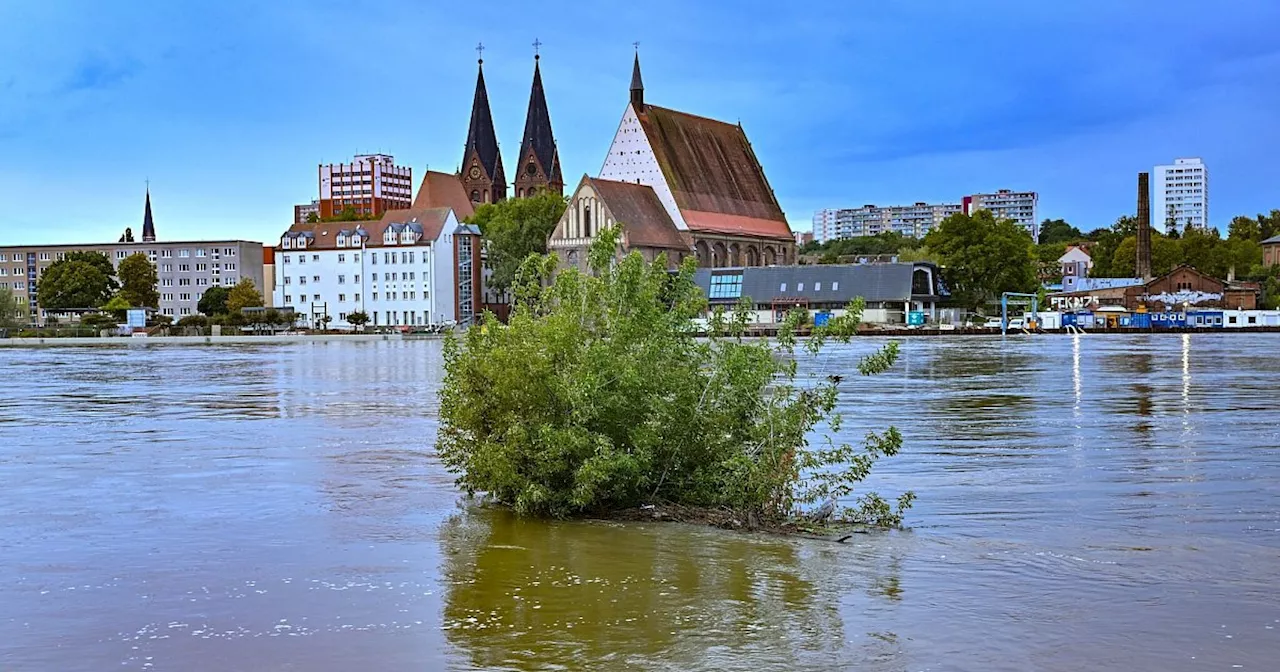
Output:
[
  {"xmin": 813, "ymin": 202, "xmax": 962, "ymax": 241},
  {"xmin": 294, "ymin": 200, "xmax": 319, "ymax": 224},
  {"xmin": 964, "ymin": 190, "xmax": 1039, "ymax": 239},
  {"xmin": 1152, "ymin": 157, "xmax": 1208, "ymax": 233},
  {"xmin": 317, "ymin": 154, "xmax": 413, "ymax": 220}
]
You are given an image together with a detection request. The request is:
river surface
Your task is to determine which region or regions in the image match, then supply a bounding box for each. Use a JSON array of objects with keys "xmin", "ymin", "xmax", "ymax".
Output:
[{"xmin": 1, "ymin": 335, "xmax": 1278, "ymax": 671}]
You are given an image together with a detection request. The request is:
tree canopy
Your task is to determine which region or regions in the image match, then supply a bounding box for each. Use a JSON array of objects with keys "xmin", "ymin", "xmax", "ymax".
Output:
[
  {"xmin": 437, "ymin": 228, "xmax": 913, "ymax": 526},
  {"xmin": 923, "ymin": 210, "xmax": 1037, "ymax": 310},
  {"xmin": 197, "ymin": 285, "xmax": 229, "ymax": 316},
  {"xmin": 0, "ymin": 286, "xmax": 23, "ymax": 328},
  {"xmin": 37, "ymin": 255, "xmax": 116, "ymax": 311},
  {"xmin": 1037, "ymin": 218, "xmax": 1083, "ymax": 245},
  {"xmin": 467, "ymin": 192, "xmax": 567, "ymax": 293},
  {"xmin": 226, "ymin": 278, "xmax": 264, "ymax": 314},
  {"xmin": 117, "ymin": 253, "xmax": 159, "ymax": 308}
]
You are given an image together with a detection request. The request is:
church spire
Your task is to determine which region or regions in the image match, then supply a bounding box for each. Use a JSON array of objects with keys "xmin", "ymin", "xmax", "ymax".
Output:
[
  {"xmin": 142, "ymin": 186, "xmax": 156, "ymax": 242},
  {"xmin": 630, "ymin": 47, "xmax": 644, "ymax": 110},
  {"xmin": 514, "ymin": 42, "xmax": 563, "ymax": 197},
  {"xmin": 460, "ymin": 45, "xmax": 505, "ymax": 204}
]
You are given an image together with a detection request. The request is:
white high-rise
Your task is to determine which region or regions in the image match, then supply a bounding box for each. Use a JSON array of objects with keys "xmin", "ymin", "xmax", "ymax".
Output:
[{"xmin": 1152, "ymin": 157, "xmax": 1208, "ymax": 233}]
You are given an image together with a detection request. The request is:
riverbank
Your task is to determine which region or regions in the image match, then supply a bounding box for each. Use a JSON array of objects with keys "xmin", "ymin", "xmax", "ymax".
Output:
[{"xmin": 0, "ymin": 332, "xmax": 445, "ymax": 347}]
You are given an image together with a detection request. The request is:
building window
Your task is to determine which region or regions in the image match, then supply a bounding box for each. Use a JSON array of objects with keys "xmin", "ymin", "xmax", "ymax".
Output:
[
  {"xmin": 40, "ymin": 253, "xmax": 50, "ymax": 261},
  {"xmin": 832, "ymin": 282, "xmax": 839, "ymax": 291},
  {"xmin": 313, "ymin": 294, "xmax": 319, "ymax": 301},
  {"xmin": 282, "ymin": 255, "xmax": 290, "ymax": 264},
  {"xmin": 311, "ymin": 255, "xmax": 318, "ymax": 262},
  {"xmin": 582, "ymin": 204, "xmax": 592, "ymax": 237},
  {"xmin": 372, "ymin": 292, "xmax": 378, "ymax": 301},
  {"xmin": 285, "ymin": 295, "xmax": 292, "ymax": 303},
  {"xmin": 338, "ymin": 254, "xmax": 345, "ymax": 263},
  {"xmin": 196, "ymin": 249, "xmax": 206, "ymax": 257},
  {"xmin": 179, "ymin": 250, "xmax": 190, "ymax": 258},
  {"xmin": 814, "ymin": 282, "xmax": 822, "ymax": 292},
  {"xmin": 283, "ymin": 277, "xmax": 291, "ymax": 285},
  {"xmin": 299, "ymin": 277, "xmax": 307, "ymax": 285},
  {"xmin": 797, "ymin": 282, "xmax": 805, "ymax": 292},
  {"xmin": 339, "ymin": 294, "xmax": 346, "ymax": 302},
  {"xmin": 780, "ymin": 282, "xmax": 787, "ymax": 292},
  {"xmin": 354, "ymin": 275, "xmax": 360, "ymax": 284},
  {"xmin": 338, "ymin": 275, "xmax": 345, "ymax": 284},
  {"xmin": 299, "ymin": 256, "xmax": 306, "ymax": 265},
  {"xmin": 312, "ymin": 275, "xmax": 319, "ymax": 283},
  {"xmin": 708, "ymin": 273, "xmax": 744, "ymax": 299}
]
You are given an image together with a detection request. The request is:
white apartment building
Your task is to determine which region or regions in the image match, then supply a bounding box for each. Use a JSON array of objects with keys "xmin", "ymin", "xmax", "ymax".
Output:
[
  {"xmin": 812, "ymin": 202, "xmax": 962, "ymax": 241},
  {"xmin": 964, "ymin": 190, "xmax": 1039, "ymax": 239},
  {"xmin": 273, "ymin": 207, "xmax": 483, "ymax": 330},
  {"xmin": 1152, "ymin": 157, "xmax": 1208, "ymax": 233},
  {"xmin": 318, "ymin": 154, "xmax": 413, "ymax": 220}
]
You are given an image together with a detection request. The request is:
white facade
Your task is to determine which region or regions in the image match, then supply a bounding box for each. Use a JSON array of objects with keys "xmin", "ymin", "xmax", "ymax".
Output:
[
  {"xmin": 965, "ymin": 190, "xmax": 1039, "ymax": 239},
  {"xmin": 273, "ymin": 212, "xmax": 461, "ymax": 330},
  {"xmin": 812, "ymin": 203, "xmax": 962, "ymax": 241},
  {"xmin": 598, "ymin": 103, "xmax": 689, "ymax": 231},
  {"xmin": 1153, "ymin": 157, "xmax": 1208, "ymax": 232}
]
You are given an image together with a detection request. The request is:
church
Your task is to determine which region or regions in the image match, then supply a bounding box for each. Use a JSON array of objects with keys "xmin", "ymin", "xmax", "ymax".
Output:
[{"xmin": 548, "ymin": 53, "xmax": 796, "ymax": 272}]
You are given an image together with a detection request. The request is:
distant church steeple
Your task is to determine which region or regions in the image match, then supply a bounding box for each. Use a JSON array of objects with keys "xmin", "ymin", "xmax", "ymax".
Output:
[
  {"xmin": 142, "ymin": 186, "xmax": 156, "ymax": 242},
  {"xmin": 514, "ymin": 41, "xmax": 563, "ymax": 198},
  {"xmin": 629, "ymin": 47, "xmax": 644, "ymax": 110},
  {"xmin": 459, "ymin": 44, "xmax": 506, "ymax": 206}
]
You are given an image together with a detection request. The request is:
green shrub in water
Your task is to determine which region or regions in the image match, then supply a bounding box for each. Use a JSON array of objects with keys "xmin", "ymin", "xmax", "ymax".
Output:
[{"xmin": 437, "ymin": 227, "xmax": 913, "ymax": 526}]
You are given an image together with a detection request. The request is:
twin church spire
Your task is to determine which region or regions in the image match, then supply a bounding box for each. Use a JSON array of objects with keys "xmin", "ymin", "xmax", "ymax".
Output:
[{"xmin": 459, "ymin": 43, "xmax": 562, "ymax": 206}]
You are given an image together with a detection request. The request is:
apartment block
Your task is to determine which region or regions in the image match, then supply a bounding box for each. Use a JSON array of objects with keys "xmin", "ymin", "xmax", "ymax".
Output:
[
  {"xmin": 318, "ymin": 154, "xmax": 413, "ymax": 219},
  {"xmin": 1152, "ymin": 157, "xmax": 1208, "ymax": 233},
  {"xmin": 813, "ymin": 202, "xmax": 963, "ymax": 242},
  {"xmin": 964, "ymin": 190, "xmax": 1039, "ymax": 239}
]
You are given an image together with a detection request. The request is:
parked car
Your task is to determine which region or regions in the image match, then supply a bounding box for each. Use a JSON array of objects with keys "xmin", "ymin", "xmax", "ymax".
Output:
[{"xmin": 982, "ymin": 318, "xmax": 1002, "ymax": 329}]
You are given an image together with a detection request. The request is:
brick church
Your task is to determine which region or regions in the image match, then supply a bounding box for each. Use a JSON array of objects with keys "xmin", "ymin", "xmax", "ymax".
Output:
[{"xmin": 548, "ymin": 53, "xmax": 796, "ymax": 272}]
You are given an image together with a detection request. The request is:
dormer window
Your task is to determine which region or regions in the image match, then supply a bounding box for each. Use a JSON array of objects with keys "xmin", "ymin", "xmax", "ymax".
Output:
[
  {"xmin": 337, "ymin": 235, "xmax": 347, "ymax": 248},
  {"xmin": 383, "ymin": 231, "xmax": 396, "ymax": 245},
  {"xmin": 281, "ymin": 238, "xmax": 292, "ymax": 249},
  {"xmin": 401, "ymin": 231, "xmax": 414, "ymax": 244}
]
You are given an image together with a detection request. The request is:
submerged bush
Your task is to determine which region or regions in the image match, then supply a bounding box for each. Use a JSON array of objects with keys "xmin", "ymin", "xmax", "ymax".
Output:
[{"xmin": 437, "ymin": 228, "xmax": 913, "ymax": 526}]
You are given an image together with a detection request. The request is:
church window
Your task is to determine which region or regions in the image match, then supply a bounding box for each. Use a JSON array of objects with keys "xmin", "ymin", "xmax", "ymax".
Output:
[
  {"xmin": 470, "ymin": 190, "xmax": 480, "ymax": 203},
  {"xmin": 582, "ymin": 203, "xmax": 592, "ymax": 237}
]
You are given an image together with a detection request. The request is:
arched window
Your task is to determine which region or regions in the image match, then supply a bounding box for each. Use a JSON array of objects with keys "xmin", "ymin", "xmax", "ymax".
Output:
[
  {"xmin": 470, "ymin": 190, "xmax": 480, "ymax": 204},
  {"xmin": 582, "ymin": 202, "xmax": 592, "ymax": 238},
  {"xmin": 695, "ymin": 241, "xmax": 711, "ymax": 267}
]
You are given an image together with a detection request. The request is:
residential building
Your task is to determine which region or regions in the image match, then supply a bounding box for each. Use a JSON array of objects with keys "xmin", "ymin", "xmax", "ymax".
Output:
[
  {"xmin": 1059, "ymin": 245, "xmax": 1093, "ymax": 281},
  {"xmin": 318, "ymin": 154, "xmax": 413, "ymax": 219},
  {"xmin": 0, "ymin": 191, "xmax": 262, "ymax": 325},
  {"xmin": 552, "ymin": 53, "xmax": 793, "ymax": 270},
  {"xmin": 294, "ymin": 200, "xmax": 319, "ymax": 224},
  {"xmin": 694, "ymin": 262, "xmax": 948, "ymax": 325},
  {"xmin": 1152, "ymin": 157, "xmax": 1209, "ymax": 233},
  {"xmin": 964, "ymin": 190, "xmax": 1039, "ymax": 239},
  {"xmin": 1263, "ymin": 235, "xmax": 1280, "ymax": 267},
  {"xmin": 812, "ymin": 202, "xmax": 962, "ymax": 241},
  {"xmin": 273, "ymin": 206, "xmax": 481, "ymax": 330},
  {"xmin": 794, "ymin": 230, "xmax": 814, "ymax": 247}
]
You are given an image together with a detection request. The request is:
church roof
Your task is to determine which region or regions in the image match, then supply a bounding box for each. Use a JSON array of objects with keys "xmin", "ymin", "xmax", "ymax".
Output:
[
  {"xmin": 518, "ymin": 57, "xmax": 562, "ymax": 186},
  {"xmin": 634, "ymin": 104, "xmax": 791, "ymax": 240},
  {"xmin": 142, "ymin": 189, "xmax": 156, "ymax": 242},
  {"xmin": 463, "ymin": 60, "xmax": 504, "ymax": 183},
  {"xmin": 413, "ymin": 170, "xmax": 475, "ymax": 220},
  {"xmin": 587, "ymin": 177, "xmax": 690, "ymax": 251}
]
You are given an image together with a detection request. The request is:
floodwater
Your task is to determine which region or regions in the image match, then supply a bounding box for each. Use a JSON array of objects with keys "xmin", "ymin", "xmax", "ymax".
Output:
[{"xmin": 1, "ymin": 335, "xmax": 1278, "ymax": 671}]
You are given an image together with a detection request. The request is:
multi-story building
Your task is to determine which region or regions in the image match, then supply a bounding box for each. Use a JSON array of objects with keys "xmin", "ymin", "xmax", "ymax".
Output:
[
  {"xmin": 293, "ymin": 200, "xmax": 319, "ymax": 224},
  {"xmin": 273, "ymin": 206, "xmax": 482, "ymax": 330},
  {"xmin": 1152, "ymin": 157, "xmax": 1208, "ymax": 233},
  {"xmin": 964, "ymin": 190, "xmax": 1039, "ymax": 239},
  {"xmin": 813, "ymin": 202, "xmax": 962, "ymax": 241},
  {"xmin": 317, "ymin": 154, "xmax": 413, "ymax": 220},
  {"xmin": 0, "ymin": 241, "xmax": 263, "ymax": 324}
]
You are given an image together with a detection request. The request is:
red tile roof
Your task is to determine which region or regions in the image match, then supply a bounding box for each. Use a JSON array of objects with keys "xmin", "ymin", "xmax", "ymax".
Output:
[
  {"xmin": 412, "ymin": 171, "xmax": 475, "ymax": 220},
  {"xmin": 587, "ymin": 177, "xmax": 691, "ymax": 251},
  {"xmin": 635, "ymin": 105, "xmax": 791, "ymax": 241}
]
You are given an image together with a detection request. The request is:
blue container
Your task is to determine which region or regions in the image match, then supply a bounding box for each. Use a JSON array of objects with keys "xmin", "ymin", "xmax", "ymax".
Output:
[{"xmin": 1131, "ymin": 313, "xmax": 1152, "ymax": 329}]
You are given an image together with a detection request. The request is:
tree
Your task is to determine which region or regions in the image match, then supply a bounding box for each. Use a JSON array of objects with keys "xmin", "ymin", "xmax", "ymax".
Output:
[
  {"xmin": 103, "ymin": 295, "xmax": 132, "ymax": 321},
  {"xmin": 1258, "ymin": 209, "xmax": 1280, "ymax": 241},
  {"xmin": 176, "ymin": 314, "xmax": 209, "ymax": 328},
  {"xmin": 1038, "ymin": 218, "xmax": 1083, "ymax": 245},
  {"xmin": 437, "ymin": 228, "xmax": 913, "ymax": 526},
  {"xmin": 37, "ymin": 258, "xmax": 114, "ymax": 311},
  {"xmin": 923, "ymin": 210, "xmax": 1037, "ymax": 311},
  {"xmin": 225, "ymin": 278, "xmax": 263, "ymax": 314},
  {"xmin": 117, "ymin": 253, "xmax": 159, "ymax": 308},
  {"xmin": 468, "ymin": 192, "xmax": 568, "ymax": 292},
  {"xmin": 0, "ymin": 286, "xmax": 24, "ymax": 329},
  {"xmin": 346, "ymin": 311, "xmax": 369, "ymax": 330},
  {"xmin": 80, "ymin": 312, "xmax": 119, "ymax": 331},
  {"xmin": 305, "ymin": 212, "xmax": 319, "ymax": 223},
  {"xmin": 65, "ymin": 252, "xmax": 120, "ymax": 292},
  {"xmin": 1228, "ymin": 216, "xmax": 1261, "ymax": 242},
  {"xmin": 197, "ymin": 285, "xmax": 230, "ymax": 316},
  {"xmin": 320, "ymin": 207, "xmax": 378, "ymax": 222}
]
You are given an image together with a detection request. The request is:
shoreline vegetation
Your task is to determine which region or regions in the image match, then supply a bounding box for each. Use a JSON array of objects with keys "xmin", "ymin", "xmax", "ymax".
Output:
[{"xmin": 436, "ymin": 228, "xmax": 915, "ymax": 534}]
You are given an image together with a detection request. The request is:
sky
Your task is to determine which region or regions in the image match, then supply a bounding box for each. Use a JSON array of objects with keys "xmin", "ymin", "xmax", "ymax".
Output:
[{"xmin": 2, "ymin": 0, "xmax": 1278, "ymax": 245}]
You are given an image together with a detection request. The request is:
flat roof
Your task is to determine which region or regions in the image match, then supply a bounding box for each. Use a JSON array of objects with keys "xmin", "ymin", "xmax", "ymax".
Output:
[{"xmin": 0, "ymin": 240, "xmax": 264, "ymax": 250}]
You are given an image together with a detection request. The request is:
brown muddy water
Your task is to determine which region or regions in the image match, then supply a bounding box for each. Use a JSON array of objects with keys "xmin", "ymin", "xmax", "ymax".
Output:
[{"xmin": 1, "ymin": 335, "xmax": 1278, "ymax": 671}]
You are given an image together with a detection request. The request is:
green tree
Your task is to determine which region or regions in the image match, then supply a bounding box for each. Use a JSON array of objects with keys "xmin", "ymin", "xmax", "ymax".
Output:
[
  {"xmin": 197, "ymin": 285, "xmax": 230, "ymax": 316},
  {"xmin": 81, "ymin": 312, "xmax": 119, "ymax": 331},
  {"xmin": 37, "ymin": 258, "xmax": 114, "ymax": 311},
  {"xmin": 1258, "ymin": 209, "xmax": 1280, "ymax": 241},
  {"xmin": 1110, "ymin": 234, "xmax": 1182, "ymax": 278},
  {"xmin": 346, "ymin": 311, "xmax": 369, "ymax": 330},
  {"xmin": 468, "ymin": 192, "xmax": 568, "ymax": 292},
  {"xmin": 320, "ymin": 207, "xmax": 378, "ymax": 222},
  {"xmin": 306, "ymin": 212, "xmax": 319, "ymax": 223},
  {"xmin": 103, "ymin": 295, "xmax": 132, "ymax": 321},
  {"xmin": 225, "ymin": 278, "xmax": 263, "ymax": 314},
  {"xmin": 1228, "ymin": 216, "xmax": 1261, "ymax": 242},
  {"xmin": 65, "ymin": 252, "xmax": 120, "ymax": 292},
  {"xmin": 0, "ymin": 286, "xmax": 24, "ymax": 329},
  {"xmin": 437, "ymin": 227, "xmax": 913, "ymax": 526},
  {"xmin": 176, "ymin": 314, "xmax": 209, "ymax": 328},
  {"xmin": 923, "ymin": 210, "xmax": 1037, "ymax": 311},
  {"xmin": 117, "ymin": 253, "xmax": 159, "ymax": 308},
  {"xmin": 1037, "ymin": 218, "xmax": 1083, "ymax": 245}
]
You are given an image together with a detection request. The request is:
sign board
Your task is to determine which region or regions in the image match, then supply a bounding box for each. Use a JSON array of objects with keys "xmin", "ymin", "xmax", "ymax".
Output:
[
  {"xmin": 907, "ymin": 311, "xmax": 926, "ymax": 326},
  {"xmin": 126, "ymin": 309, "xmax": 147, "ymax": 329}
]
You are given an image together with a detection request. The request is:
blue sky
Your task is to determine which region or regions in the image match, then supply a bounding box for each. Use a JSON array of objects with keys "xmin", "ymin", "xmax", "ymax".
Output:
[{"xmin": 2, "ymin": 0, "xmax": 1278, "ymax": 245}]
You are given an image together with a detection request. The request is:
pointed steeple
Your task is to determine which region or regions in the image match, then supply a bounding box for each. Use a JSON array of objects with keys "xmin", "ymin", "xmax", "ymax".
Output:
[
  {"xmin": 142, "ymin": 187, "xmax": 156, "ymax": 242},
  {"xmin": 460, "ymin": 48, "xmax": 505, "ymax": 204},
  {"xmin": 630, "ymin": 50, "xmax": 644, "ymax": 110},
  {"xmin": 515, "ymin": 47, "xmax": 563, "ymax": 197}
]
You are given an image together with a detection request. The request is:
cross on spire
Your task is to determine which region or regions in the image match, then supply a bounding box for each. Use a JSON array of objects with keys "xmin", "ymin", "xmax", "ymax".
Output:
[
  {"xmin": 633, "ymin": 41, "xmax": 640, "ymax": 51},
  {"xmin": 476, "ymin": 42, "xmax": 485, "ymax": 64},
  {"xmin": 532, "ymin": 38, "xmax": 542, "ymax": 59}
]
